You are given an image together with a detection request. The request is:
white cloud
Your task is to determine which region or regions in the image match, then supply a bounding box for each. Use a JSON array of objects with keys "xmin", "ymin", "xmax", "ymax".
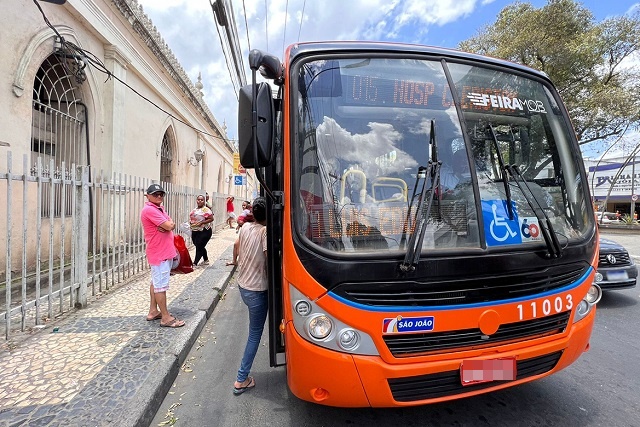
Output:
[
  {"xmin": 137, "ymin": 0, "xmax": 495, "ymax": 141},
  {"xmin": 134, "ymin": 0, "xmax": 634, "ymax": 147},
  {"xmin": 316, "ymin": 117, "xmax": 418, "ymax": 176},
  {"xmin": 395, "ymin": 0, "xmax": 477, "ymax": 27}
]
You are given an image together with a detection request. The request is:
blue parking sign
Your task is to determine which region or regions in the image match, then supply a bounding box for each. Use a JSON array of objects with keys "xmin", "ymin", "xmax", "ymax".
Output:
[{"xmin": 234, "ymin": 175, "xmax": 244, "ymax": 186}]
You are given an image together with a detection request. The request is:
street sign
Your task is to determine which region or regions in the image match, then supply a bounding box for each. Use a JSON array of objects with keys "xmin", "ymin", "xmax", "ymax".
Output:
[
  {"xmin": 234, "ymin": 175, "xmax": 244, "ymax": 186},
  {"xmin": 233, "ymin": 153, "xmax": 240, "ymax": 174},
  {"xmin": 632, "ymin": 194, "xmax": 638, "ymax": 201}
]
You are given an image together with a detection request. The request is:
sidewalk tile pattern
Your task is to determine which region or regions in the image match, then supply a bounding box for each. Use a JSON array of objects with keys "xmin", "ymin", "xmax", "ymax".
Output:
[{"xmin": 0, "ymin": 228, "xmax": 238, "ymax": 427}]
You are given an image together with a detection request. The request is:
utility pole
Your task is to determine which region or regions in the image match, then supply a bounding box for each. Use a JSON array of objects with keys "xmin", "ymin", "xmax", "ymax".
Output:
[
  {"xmin": 600, "ymin": 144, "xmax": 640, "ymax": 222},
  {"xmin": 631, "ymin": 153, "xmax": 637, "ymax": 220},
  {"xmin": 210, "ymin": 0, "xmax": 247, "ymax": 96}
]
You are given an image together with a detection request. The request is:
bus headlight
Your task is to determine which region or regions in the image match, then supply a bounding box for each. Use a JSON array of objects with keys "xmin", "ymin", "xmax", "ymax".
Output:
[
  {"xmin": 573, "ymin": 284, "xmax": 602, "ymax": 323},
  {"xmin": 585, "ymin": 284, "xmax": 602, "ymax": 304},
  {"xmin": 575, "ymin": 300, "xmax": 589, "ymax": 317},
  {"xmin": 294, "ymin": 300, "xmax": 312, "ymax": 316},
  {"xmin": 338, "ymin": 329, "xmax": 360, "ymax": 351},
  {"xmin": 308, "ymin": 315, "xmax": 333, "ymax": 340},
  {"xmin": 594, "ymin": 272, "xmax": 603, "ymax": 283},
  {"xmin": 289, "ymin": 284, "xmax": 379, "ymax": 355}
]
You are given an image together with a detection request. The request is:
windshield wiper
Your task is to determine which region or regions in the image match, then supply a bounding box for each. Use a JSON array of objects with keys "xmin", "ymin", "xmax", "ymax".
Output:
[
  {"xmin": 486, "ymin": 125, "xmax": 561, "ymax": 257},
  {"xmin": 400, "ymin": 120, "xmax": 441, "ymax": 273},
  {"xmin": 400, "ymin": 162, "xmax": 442, "ymax": 272},
  {"xmin": 507, "ymin": 165, "xmax": 563, "ymax": 258},
  {"xmin": 487, "ymin": 125, "xmax": 514, "ymax": 220},
  {"xmin": 399, "ymin": 166, "xmax": 426, "ymax": 251}
]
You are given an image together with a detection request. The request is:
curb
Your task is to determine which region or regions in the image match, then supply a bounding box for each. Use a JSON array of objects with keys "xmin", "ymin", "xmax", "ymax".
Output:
[{"xmin": 124, "ymin": 270, "xmax": 235, "ymax": 427}]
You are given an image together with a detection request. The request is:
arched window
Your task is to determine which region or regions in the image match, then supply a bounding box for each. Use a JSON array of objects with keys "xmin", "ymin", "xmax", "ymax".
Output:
[
  {"xmin": 32, "ymin": 53, "xmax": 86, "ymax": 170},
  {"xmin": 160, "ymin": 130, "xmax": 173, "ymax": 184},
  {"xmin": 32, "ymin": 53, "xmax": 86, "ymax": 216}
]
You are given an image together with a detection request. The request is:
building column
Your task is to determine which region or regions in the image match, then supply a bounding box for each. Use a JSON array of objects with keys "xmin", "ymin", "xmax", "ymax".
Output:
[
  {"xmin": 102, "ymin": 45, "xmax": 130, "ymax": 248},
  {"xmin": 102, "ymin": 45, "xmax": 130, "ymax": 176}
]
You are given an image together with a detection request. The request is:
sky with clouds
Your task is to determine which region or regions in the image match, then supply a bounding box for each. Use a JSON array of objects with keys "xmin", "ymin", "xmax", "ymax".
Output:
[{"xmin": 136, "ymin": 0, "xmax": 639, "ymax": 158}]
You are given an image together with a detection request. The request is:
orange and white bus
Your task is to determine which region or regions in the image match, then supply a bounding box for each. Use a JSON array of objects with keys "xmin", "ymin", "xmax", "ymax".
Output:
[{"xmin": 238, "ymin": 41, "xmax": 601, "ymax": 407}]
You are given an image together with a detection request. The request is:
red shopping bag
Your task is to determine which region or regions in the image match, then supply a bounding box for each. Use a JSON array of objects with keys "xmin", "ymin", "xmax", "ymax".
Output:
[{"xmin": 171, "ymin": 235, "xmax": 193, "ymax": 274}]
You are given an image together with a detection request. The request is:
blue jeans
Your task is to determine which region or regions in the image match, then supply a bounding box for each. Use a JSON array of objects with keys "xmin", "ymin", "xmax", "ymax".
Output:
[{"xmin": 237, "ymin": 287, "xmax": 268, "ymax": 383}]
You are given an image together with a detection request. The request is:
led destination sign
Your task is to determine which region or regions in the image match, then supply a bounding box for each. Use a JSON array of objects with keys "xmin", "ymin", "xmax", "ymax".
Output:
[
  {"xmin": 343, "ymin": 76, "xmax": 545, "ymax": 115},
  {"xmin": 344, "ymin": 75, "xmax": 453, "ymax": 109}
]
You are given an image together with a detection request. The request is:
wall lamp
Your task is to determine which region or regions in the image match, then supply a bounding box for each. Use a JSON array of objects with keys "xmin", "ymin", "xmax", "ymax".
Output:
[{"xmin": 187, "ymin": 149, "xmax": 204, "ymax": 166}]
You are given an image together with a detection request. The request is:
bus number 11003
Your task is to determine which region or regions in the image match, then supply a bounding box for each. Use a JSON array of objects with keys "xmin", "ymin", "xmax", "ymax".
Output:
[{"xmin": 517, "ymin": 295, "xmax": 573, "ymax": 320}]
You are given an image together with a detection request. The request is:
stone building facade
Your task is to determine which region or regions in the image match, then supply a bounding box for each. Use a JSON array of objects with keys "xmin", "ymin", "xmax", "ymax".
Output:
[
  {"xmin": 1, "ymin": 0, "xmax": 250, "ymax": 196},
  {"xmin": 0, "ymin": 0, "xmax": 258, "ymax": 282}
]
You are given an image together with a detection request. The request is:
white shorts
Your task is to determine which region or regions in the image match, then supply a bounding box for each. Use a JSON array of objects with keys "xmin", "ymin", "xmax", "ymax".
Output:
[
  {"xmin": 150, "ymin": 259, "xmax": 172, "ymax": 293},
  {"xmin": 228, "ymin": 212, "xmax": 237, "ymax": 219}
]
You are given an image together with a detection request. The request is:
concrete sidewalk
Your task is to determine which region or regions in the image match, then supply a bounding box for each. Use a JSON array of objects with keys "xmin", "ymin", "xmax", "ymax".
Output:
[{"xmin": 0, "ymin": 227, "xmax": 239, "ymax": 427}]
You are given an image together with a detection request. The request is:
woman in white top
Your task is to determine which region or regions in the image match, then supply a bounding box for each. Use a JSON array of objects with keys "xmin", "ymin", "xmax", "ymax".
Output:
[{"xmin": 189, "ymin": 195, "xmax": 214, "ymax": 265}]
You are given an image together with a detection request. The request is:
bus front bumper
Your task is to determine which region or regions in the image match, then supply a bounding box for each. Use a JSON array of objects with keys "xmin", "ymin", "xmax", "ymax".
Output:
[{"xmin": 284, "ymin": 309, "xmax": 595, "ymax": 407}]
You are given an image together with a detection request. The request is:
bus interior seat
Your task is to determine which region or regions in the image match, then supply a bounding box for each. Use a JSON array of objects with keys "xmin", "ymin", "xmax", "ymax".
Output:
[
  {"xmin": 372, "ymin": 177, "xmax": 408, "ymax": 202},
  {"xmin": 340, "ymin": 169, "xmax": 367, "ymax": 204}
]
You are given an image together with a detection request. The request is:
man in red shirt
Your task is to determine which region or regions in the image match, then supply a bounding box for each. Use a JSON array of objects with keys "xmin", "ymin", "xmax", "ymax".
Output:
[
  {"xmin": 140, "ymin": 184, "xmax": 185, "ymax": 328},
  {"xmin": 226, "ymin": 196, "xmax": 236, "ymax": 228}
]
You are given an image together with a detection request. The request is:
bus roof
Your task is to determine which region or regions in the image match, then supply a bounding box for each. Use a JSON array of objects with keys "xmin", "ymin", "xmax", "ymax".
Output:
[{"xmin": 287, "ymin": 41, "xmax": 549, "ymax": 81}]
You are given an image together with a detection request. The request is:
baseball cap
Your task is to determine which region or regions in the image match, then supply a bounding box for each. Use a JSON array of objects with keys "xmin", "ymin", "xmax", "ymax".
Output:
[{"xmin": 146, "ymin": 184, "xmax": 165, "ymax": 194}]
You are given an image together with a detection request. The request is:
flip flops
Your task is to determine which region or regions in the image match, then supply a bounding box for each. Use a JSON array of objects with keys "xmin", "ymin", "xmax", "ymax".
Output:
[
  {"xmin": 160, "ymin": 317, "xmax": 185, "ymax": 328},
  {"xmin": 145, "ymin": 313, "xmax": 162, "ymax": 321},
  {"xmin": 233, "ymin": 376, "xmax": 255, "ymax": 395}
]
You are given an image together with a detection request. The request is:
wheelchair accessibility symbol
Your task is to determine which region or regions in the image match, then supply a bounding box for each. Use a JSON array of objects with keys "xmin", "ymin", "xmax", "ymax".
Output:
[{"xmin": 482, "ymin": 200, "xmax": 522, "ymax": 246}]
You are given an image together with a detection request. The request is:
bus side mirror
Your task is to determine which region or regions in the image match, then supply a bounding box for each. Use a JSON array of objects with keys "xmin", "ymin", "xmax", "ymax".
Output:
[{"xmin": 238, "ymin": 82, "xmax": 274, "ymax": 168}]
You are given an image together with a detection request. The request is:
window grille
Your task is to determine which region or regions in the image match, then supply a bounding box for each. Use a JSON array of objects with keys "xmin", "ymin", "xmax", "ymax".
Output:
[
  {"xmin": 31, "ymin": 53, "xmax": 86, "ymax": 217},
  {"xmin": 160, "ymin": 131, "xmax": 173, "ymax": 184}
]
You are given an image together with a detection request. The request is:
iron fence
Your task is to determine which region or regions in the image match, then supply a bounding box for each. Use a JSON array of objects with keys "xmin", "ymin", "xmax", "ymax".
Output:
[{"xmin": 1, "ymin": 152, "xmax": 229, "ymax": 340}]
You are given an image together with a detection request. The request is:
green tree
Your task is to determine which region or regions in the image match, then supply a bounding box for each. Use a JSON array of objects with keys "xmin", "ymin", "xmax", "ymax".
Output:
[{"xmin": 459, "ymin": 0, "xmax": 640, "ymax": 146}]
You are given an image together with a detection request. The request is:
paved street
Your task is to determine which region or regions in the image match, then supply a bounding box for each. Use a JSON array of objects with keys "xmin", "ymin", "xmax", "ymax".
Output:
[
  {"xmin": 1, "ymin": 227, "xmax": 638, "ymax": 426},
  {"xmin": 0, "ymin": 227, "xmax": 238, "ymax": 427},
  {"xmin": 150, "ymin": 230, "xmax": 640, "ymax": 427}
]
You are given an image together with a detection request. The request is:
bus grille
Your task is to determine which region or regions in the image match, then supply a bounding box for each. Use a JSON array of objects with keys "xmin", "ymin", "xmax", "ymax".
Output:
[
  {"xmin": 383, "ymin": 311, "xmax": 570, "ymax": 357},
  {"xmin": 332, "ymin": 263, "xmax": 587, "ymax": 307},
  {"xmin": 388, "ymin": 351, "xmax": 563, "ymax": 402}
]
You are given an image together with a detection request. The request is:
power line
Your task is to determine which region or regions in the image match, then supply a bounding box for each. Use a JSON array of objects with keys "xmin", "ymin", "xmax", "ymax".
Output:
[
  {"xmin": 242, "ymin": 0, "xmax": 251, "ymax": 51},
  {"xmin": 264, "ymin": 0, "xmax": 269, "ymax": 51},
  {"xmin": 297, "ymin": 0, "xmax": 306, "ymax": 42},
  {"xmin": 213, "ymin": 14, "xmax": 240, "ymax": 99},
  {"xmin": 224, "ymin": 2, "xmax": 247, "ymax": 87},
  {"xmin": 210, "ymin": 0, "xmax": 246, "ymax": 93},
  {"xmin": 282, "ymin": 0, "xmax": 289, "ymax": 56},
  {"xmin": 32, "ymin": 0, "xmax": 229, "ymax": 143}
]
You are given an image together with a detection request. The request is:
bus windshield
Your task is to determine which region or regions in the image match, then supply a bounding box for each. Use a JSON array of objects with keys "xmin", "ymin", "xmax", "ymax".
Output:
[{"xmin": 293, "ymin": 55, "xmax": 590, "ymax": 254}]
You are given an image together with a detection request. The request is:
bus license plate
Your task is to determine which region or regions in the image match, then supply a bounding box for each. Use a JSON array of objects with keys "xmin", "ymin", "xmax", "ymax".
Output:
[{"xmin": 460, "ymin": 357, "xmax": 516, "ymax": 386}]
